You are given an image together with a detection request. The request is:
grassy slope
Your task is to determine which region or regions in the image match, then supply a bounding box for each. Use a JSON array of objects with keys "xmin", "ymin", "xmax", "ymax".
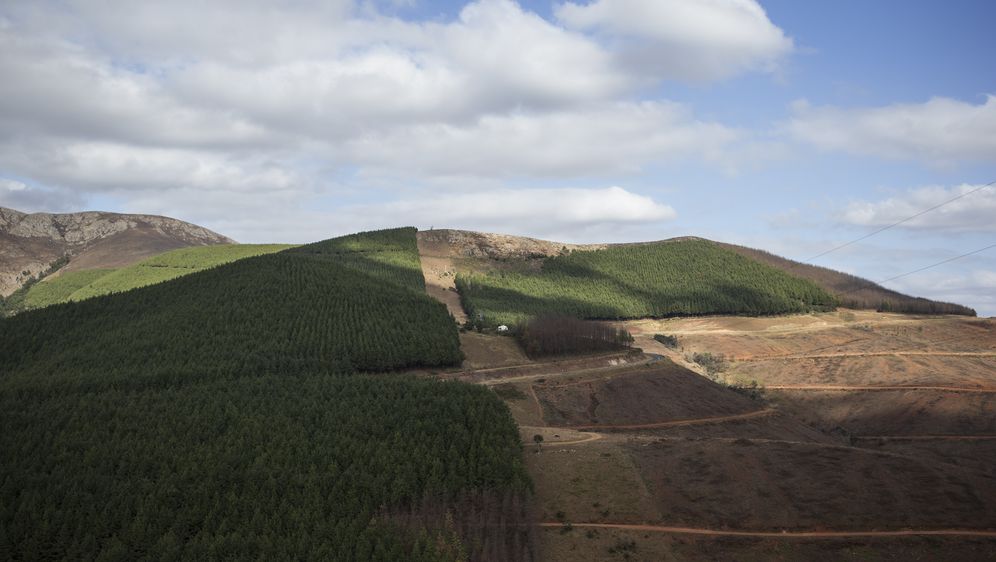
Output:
[
  {"xmin": 456, "ymin": 239, "xmax": 837, "ymax": 326},
  {"xmin": 22, "ymin": 269, "xmax": 115, "ymax": 309},
  {"xmin": 67, "ymin": 243, "xmax": 295, "ymax": 302},
  {"xmin": 18, "ymin": 244, "xmax": 295, "ymax": 310}
]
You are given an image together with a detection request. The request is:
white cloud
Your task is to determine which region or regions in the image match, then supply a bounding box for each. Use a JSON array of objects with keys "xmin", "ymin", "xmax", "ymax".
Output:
[
  {"xmin": 841, "ymin": 184, "xmax": 996, "ymax": 232},
  {"xmin": 786, "ymin": 96, "xmax": 996, "ymax": 165},
  {"xmin": 0, "ymin": 140, "xmax": 304, "ymax": 196},
  {"xmin": 0, "ymin": 30, "xmax": 271, "ymax": 149},
  {"xmin": 344, "ymin": 101, "xmax": 741, "ymax": 177},
  {"xmin": 342, "ymin": 186, "xmax": 676, "ymax": 236},
  {"xmin": 0, "ymin": 0, "xmax": 778, "ymax": 243},
  {"xmin": 555, "ymin": 0, "xmax": 793, "ymax": 81}
]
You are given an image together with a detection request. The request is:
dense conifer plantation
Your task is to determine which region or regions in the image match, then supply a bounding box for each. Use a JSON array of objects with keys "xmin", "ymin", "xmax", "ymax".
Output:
[
  {"xmin": 456, "ymin": 239, "xmax": 837, "ymax": 327},
  {"xmin": 0, "ymin": 228, "xmax": 462, "ymax": 387},
  {"xmin": 0, "ymin": 228, "xmax": 534, "ymax": 561}
]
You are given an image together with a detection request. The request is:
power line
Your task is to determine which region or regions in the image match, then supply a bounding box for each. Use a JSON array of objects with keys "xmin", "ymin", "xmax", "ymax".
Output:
[
  {"xmin": 803, "ymin": 180, "xmax": 995, "ymax": 263},
  {"xmin": 876, "ymin": 242, "xmax": 996, "ymax": 286}
]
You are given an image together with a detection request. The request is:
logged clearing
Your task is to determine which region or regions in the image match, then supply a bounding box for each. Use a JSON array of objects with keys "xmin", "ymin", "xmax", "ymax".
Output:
[
  {"xmin": 770, "ymin": 388, "xmax": 996, "ymax": 435},
  {"xmin": 412, "ymin": 235, "xmax": 996, "ymax": 561},
  {"xmin": 533, "ymin": 361, "xmax": 759, "ymax": 428},
  {"xmin": 628, "ymin": 438, "xmax": 996, "ymax": 531}
]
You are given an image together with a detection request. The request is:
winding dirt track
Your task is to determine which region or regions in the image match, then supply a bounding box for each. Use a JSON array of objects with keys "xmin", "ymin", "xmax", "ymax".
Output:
[
  {"xmin": 740, "ymin": 351, "xmax": 996, "ymax": 361},
  {"xmin": 536, "ymin": 433, "xmax": 603, "ymax": 447},
  {"xmin": 767, "ymin": 385, "xmax": 996, "ymax": 393},
  {"xmin": 538, "ymin": 522, "xmax": 996, "ymax": 539},
  {"xmin": 853, "ymin": 435, "xmax": 996, "ymax": 441},
  {"xmin": 567, "ymin": 408, "xmax": 776, "ymax": 431}
]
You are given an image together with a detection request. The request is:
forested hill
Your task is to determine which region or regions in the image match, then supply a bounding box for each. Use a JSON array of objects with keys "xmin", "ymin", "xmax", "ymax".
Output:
[
  {"xmin": 0, "ymin": 228, "xmax": 534, "ymax": 560},
  {"xmin": 717, "ymin": 242, "xmax": 976, "ymax": 316},
  {"xmin": 456, "ymin": 238, "xmax": 838, "ymax": 327},
  {"xmin": 0, "ymin": 227, "xmax": 462, "ymax": 387}
]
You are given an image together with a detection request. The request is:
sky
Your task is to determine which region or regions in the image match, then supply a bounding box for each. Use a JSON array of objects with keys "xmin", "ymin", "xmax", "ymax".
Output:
[{"xmin": 0, "ymin": 0, "xmax": 994, "ymax": 316}]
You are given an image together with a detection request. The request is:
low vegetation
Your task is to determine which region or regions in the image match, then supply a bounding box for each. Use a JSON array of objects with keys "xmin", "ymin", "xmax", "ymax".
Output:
[
  {"xmin": 517, "ymin": 315, "xmax": 633, "ymax": 358},
  {"xmin": 456, "ymin": 239, "xmax": 837, "ymax": 327},
  {"xmin": 653, "ymin": 333, "xmax": 679, "ymax": 348},
  {"xmin": 0, "ymin": 228, "xmax": 535, "ymax": 560},
  {"xmin": 687, "ymin": 352, "xmax": 729, "ymax": 378}
]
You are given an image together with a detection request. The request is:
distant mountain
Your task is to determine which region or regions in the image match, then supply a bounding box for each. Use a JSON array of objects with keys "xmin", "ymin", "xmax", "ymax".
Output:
[{"xmin": 0, "ymin": 207, "xmax": 234, "ymax": 296}]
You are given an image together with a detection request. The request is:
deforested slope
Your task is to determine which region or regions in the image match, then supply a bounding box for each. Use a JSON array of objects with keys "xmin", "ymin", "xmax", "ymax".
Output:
[
  {"xmin": 0, "ymin": 228, "xmax": 533, "ymax": 561},
  {"xmin": 456, "ymin": 239, "xmax": 837, "ymax": 327}
]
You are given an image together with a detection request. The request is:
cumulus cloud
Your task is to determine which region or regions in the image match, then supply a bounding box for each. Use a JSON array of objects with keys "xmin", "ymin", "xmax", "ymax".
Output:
[
  {"xmin": 841, "ymin": 184, "xmax": 996, "ymax": 232},
  {"xmin": 342, "ymin": 186, "xmax": 676, "ymax": 236},
  {"xmin": 786, "ymin": 96, "xmax": 996, "ymax": 165},
  {"xmin": 555, "ymin": 0, "xmax": 793, "ymax": 81},
  {"xmin": 0, "ymin": 0, "xmax": 782, "ymax": 242},
  {"xmin": 344, "ymin": 101, "xmax": 741, "ymax": 177}
]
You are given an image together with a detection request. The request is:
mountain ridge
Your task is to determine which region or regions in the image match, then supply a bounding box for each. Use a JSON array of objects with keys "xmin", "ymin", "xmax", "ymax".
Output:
[{"xmin": 0, "ymin": 206, "xmax": 234, "ymax": 296}]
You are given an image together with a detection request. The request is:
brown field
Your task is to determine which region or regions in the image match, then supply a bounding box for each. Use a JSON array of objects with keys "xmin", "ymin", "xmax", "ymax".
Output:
[
  {"xmin": 769, "ymin": 388, "xmax": 996, "ymax": 436},
  {"xmin": 628, "ymin": 438, "xmax": 996, "ymax": 530},
  {"xmin": 415, "ymin": 238, "xmax": 996, "ymax": 560},
  {"xmin": 533, "ymin": 361, "xmax": 759, "ymax": 428},
  {"xmin": 538, "ymin": 527, "xmax": 996, "ymax": 562}
]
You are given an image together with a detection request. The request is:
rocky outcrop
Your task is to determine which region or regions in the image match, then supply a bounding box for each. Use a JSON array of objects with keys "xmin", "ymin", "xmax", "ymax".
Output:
[
  {"xmin": 416, "ymin": 228, "xmax": 607, "ymax": 261},
  {"xmin": 0, "ymin": 207, "xmax": 235, "ymax": 296}
]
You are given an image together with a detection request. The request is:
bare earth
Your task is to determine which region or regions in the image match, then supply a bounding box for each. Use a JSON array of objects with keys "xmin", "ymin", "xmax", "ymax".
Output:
[
  {"xmin": 443, "ymin": 310, "xmax": 996, "ymax": 561},
  {"xmin": 414, "ymin": 236, "xmax": 996, "ymax": 561}
]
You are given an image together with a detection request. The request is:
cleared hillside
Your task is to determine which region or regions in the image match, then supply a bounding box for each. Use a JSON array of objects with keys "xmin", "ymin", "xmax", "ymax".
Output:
[
  {"xmin": 0, "ymin": 227, "xmax": 534, "ymax": 561},
  {"xmin": 455, "ymin": 239, "xmax": 837, "ymax": 327}
]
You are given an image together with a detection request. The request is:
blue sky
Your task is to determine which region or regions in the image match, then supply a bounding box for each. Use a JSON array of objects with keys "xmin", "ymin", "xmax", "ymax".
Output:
[{"xmin": 0, "ymin": 0, "xmax": 994, "ymax": 315}]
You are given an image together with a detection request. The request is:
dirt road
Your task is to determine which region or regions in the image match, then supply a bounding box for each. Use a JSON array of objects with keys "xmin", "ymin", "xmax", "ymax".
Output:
[
  {"xmin": 767, "ymin": 385, "xmax": 996, "ymax": 393},
  {"xmin": 567, "ymin": 408, "xmax": 776, "ymax": 431},
  {"xmin": 538, "ymin": 522, "xmax": 996, "ymax": 539},
  {"xmin": 741, "ymin": 351, "xmax": 996, "ymax": 361}
]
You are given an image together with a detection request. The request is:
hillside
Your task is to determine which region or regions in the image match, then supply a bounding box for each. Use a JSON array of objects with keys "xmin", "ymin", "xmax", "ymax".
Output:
[
  {"xmin": 0, "ymin": 227, "xmax": 534, "ymax": 561},
  {"xmin": 0, "ymin": 228, "xmax": 463, "ymax": 385},
  {"xmin": 0, "ymin": 206, "xmax": 234, "ymax": 297},
  {"xmin": 17, "ymin": 243, "xmax": 294, "ymax": 311},
  {"xmin": 718, "ymin": 242, "xmax": 976, "ymax": 316},
  {"xmin": 455, "ymin": 239, "xmax": 837, "ymax": 326},
  {"xmin": 417, "ymin": 229, "xmax": 975, "ymax": 322}
]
